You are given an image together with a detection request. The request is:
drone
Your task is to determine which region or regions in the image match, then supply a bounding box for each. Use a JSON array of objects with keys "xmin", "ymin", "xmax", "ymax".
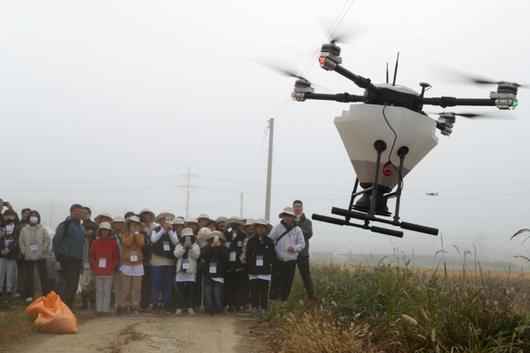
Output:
[{"xmin": 270, "ymin": 38, "xmax": 524, "ymax": 238}]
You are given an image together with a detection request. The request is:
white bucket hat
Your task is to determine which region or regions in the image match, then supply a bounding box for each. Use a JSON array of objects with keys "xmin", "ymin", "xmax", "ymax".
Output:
[
  {"xmin": 97, "ymin": 222, "xmax": 115, "ymax": 236},
  {"xmin": 227, "ymin": 217, "xmax": 244, "ymax": 225},
  {"xmin": 113, "ymin": 216, "xmax": 125, "ymax": 223},
  {"xmin": 185, "ymin": 217, "xmax": 198, "ymax": 224},
  {"xmin": 279, "ymin": 207, "xmax": 296, "ymax": 218},
  {"xmin": 253, "ymin": 218, "xmax": 269, "ymax": 227},
  {"xmin": 181, "ymin": 227, "xmax": 194, "ymax": 237},
  {"xmin": 95, "ymin": 212, "xmax": 114, "ymax": 223},
  {"xmin": 172, "ymin": 217, "xmax": 185, "ymax": 225},
  {"xmin": 197, "ymin": 213, "xmax": 210, "ymax": 221}
]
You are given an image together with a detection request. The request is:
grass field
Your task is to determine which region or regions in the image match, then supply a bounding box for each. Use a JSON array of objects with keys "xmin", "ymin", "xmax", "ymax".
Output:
[{"xmin": 265, "ymin": 264, "xmax": 530, "ymax": 353}]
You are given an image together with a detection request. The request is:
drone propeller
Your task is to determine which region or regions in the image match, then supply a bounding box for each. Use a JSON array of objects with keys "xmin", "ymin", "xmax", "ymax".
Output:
[
  {"xmin": 426, "ymin": 111, "xmax": 515, "ymax": 120},
  {"xmin": 318, "ymin": 17, "xmax": 368, "ymax": 45},
  {"xmin": 434, "ymin": 66, "xmax": 529, "ymax": 88}
]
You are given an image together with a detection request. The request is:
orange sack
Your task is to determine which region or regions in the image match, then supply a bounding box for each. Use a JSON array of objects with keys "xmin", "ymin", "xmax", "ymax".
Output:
[{"xmin": 25, "ymin": 291, "xmax": 78, "ymax": 334}]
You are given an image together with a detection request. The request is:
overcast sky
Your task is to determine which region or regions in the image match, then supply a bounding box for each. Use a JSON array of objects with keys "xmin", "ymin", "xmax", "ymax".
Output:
[{"xmin": 1, "ymin": 0, "xmax": 529, "ymax": 264}]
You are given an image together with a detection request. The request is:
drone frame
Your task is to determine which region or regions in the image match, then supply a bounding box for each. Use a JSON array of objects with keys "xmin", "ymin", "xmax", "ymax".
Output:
[{"xmin": 297, "ymin": 43, "xmax": 519, "ymax": 237}]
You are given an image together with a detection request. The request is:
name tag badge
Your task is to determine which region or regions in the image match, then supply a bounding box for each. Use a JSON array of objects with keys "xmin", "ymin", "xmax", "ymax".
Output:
[
  {"xmin": 182, "ymin": 259, "xmax": 190, "ymax": 270},
  {"xmin": 163, "ymin": 241, "xmax": 170, "ymax": 251},
  {"xmin": 237, "ymin": 241, "xmax": 243, "ymax": 247},
  {"xmin": 30, "ymin": 244, "xmax": 38, "ymax": 252},
  {"xmin": 209, "ymin": 262, "xmax": 217, "ymax": 274},
  {"xmin": 98, "ymin": 257, "xmax": 107, "ymax": 268},
  {"xmin": 256, "ymin": 255, "xmax": 264, "ymax": 267},
  {"xmin": 130, "ymin": 251, "xmax": 138, "ymax": 263},
  {"xmin": 229, "ymin": 251, "xmax": 237, "ymax": 262}
]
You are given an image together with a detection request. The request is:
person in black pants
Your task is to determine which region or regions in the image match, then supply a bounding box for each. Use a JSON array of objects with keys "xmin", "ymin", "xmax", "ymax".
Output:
[
  {"xmin": 52, "ymin": 204, "xmax": 86, "ymax": 309},
  {"xmin": 268, "ymin": 207, "xmax": 306, "ymax": 302},
  {"xmin": 293, "ymin": 200, "xmax": 315, "ymax": 300},
  {"xmin": 245, "ymin": 219, "xmax": 275, "ymax": 315},
  {"xmin": 226, "ymin": 219, "xmax": 248, "ymax": 312}
]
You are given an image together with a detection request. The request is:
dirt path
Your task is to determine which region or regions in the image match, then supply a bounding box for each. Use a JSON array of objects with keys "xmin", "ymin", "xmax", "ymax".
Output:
[{"xmin": 4, "ymin": 314, "xmax": 264, "ymax": 353}]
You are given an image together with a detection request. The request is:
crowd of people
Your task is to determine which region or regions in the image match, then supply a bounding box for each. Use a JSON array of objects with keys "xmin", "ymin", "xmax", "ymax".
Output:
[{"xmin": 0, "ymin": 199, "xmax": 315, "ymax": 316}]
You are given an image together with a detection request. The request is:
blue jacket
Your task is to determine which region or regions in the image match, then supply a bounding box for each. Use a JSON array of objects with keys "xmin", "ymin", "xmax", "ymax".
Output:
[{"xmin": 53, "ymin": 219, "xmax": 85, "ymax": 259}]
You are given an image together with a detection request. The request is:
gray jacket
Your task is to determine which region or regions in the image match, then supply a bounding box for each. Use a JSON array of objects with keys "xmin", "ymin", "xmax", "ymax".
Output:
[
  {"xmin": 53, "ymin": 219, "xmax": 85, "ymax": 259},
  {"xmin": 296, "ymin": 213, "xmax": 313, "ymax": 257}
]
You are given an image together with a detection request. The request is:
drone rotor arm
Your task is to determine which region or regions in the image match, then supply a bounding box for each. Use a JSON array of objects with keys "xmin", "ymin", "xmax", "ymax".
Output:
[
  {"xmin": 302, "ymin": 92, "xmax": 365, "ymax": 103},
  {"xmin": 422, "ymin": 96, "xmax": 497, "ymax": 108}
]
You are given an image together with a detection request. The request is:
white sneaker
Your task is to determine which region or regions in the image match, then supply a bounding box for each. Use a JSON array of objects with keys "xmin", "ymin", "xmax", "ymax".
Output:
[
  {"xmin": 175, "ymin": 309, "xmax": 182, "ymax": 315},
  {"xmin": 188, "ymin": 308, "xmax": 195, "ymax": 315}
]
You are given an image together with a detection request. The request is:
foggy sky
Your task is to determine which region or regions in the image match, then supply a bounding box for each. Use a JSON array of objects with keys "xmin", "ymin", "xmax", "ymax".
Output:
[{"xmin": 1, "ymin": 0, "xmax": 529, "ymax": 265}]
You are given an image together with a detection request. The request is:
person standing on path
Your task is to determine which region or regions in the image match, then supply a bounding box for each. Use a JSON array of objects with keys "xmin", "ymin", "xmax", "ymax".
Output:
[
  {"xmin": 52, "ymin": 204, "xmax": 86, "ymax": 309},
  {"xmin": 292, "ymin": 200, "xmax": 315, "ymax": 300},
  {"xmin": 268, "ymin": 207, "xmax": 305, "ymax": 302}
]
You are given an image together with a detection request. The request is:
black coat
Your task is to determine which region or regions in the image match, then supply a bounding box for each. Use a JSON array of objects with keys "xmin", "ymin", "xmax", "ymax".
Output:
[
  {"xmin": 227, "ymin": 232, "xmax": 247, "ymax": 271},
  {"xmin": 246, "ymin": 235, "xmax": 275, "ymax": 275},
  {"xmin": 202, "ymin": 244, "xmax": 229, "ymax": 278}
]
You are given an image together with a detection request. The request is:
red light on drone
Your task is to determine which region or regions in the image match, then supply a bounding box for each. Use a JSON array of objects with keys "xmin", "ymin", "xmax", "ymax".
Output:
[{"xmin": 319, "ymin": 56, "xmax": 327, "ymax": 65}]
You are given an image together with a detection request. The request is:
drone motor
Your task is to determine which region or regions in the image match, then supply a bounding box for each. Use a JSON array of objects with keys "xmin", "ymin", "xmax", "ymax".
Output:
[
  {"xmin": 319, "ymin": 42, "xmax": 342, "ymax": 71},
  {"xmin": 437, "ymin": 113, "xmax": 456, "ymax": 136}
]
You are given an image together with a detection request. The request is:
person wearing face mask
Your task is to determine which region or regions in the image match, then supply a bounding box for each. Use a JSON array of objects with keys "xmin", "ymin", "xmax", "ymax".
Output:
[
  {"xmin": 18, "ymin": 210, "xmax": 50, "ymax": 302},
  {"xmin": 118, "ymin": 216, "xmax": 145, "ymax": 315},
  {"xmin": 0, "ymin": 209, "xmax": 20, "ymax": 298}
]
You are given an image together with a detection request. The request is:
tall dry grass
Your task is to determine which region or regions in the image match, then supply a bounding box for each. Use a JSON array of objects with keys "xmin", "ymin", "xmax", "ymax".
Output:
[{"xmin": 266, "ymin": 264, "xmax": 530, "ymax": 353}]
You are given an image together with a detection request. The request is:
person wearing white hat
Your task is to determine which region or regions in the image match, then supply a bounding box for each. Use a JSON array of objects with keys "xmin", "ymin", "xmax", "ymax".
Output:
[
  {"xmin": 215, "ymin": 217, "xmax": 228, "ymax": 233},
  {"xmin": 197, "ymin": 214, "xmax": 210, "ymax": 229},
  {"xmin": 150, "ymin": 213, "xmax": 178, "ymax": 313},
  {"xmin": 172, "ymin": 217, "xmax": 186, "ymax": 238},
  {"xmin": 173, "ymin": 227, "xmax": 201, "ymax": 315},
  {"xmin": 268, "ymin": 207, "xmax": 305, "ymax": 302},
  {"xmin": 245, "ymin": 218, "xmax": 276, "ymax": 315},
  {"xmin": 202, "ymin": 230, "xmax": 229, "ymax": 314},
  {"xmin": 89, "ymin": 222, "xmax": 120, "ymax": 315},
  {"xmin": 193, "ymin": 226, "xmax": 212, "ymax": 311},
  {"xmin": 185, "ymin": 217, "xmax": 199, "ymax": 235}
]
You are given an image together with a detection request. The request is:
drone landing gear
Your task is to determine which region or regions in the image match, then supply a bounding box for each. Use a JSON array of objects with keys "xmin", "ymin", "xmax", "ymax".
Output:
[{"xmin": 312, "ymin": 140, "xmax": 439, "ymax": 238}]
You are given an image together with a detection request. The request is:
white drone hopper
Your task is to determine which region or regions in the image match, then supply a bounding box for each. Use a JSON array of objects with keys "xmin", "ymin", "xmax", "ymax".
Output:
[{"xmin": 334, "ymin": 102, "xmax": 438, "ymax": 191}]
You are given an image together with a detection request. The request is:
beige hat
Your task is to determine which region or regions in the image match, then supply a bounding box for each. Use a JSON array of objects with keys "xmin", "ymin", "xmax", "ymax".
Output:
[
  {"xmin": 253, "ymin": 218, "xmax": 269, "ymax": 227},
  {"xmin": 227, "ymin": 217, "xmax": 244, "ymax": 225},
  {"xmin": 138, "ymin": 209, "xmax": 155, "ymax": 218},
  {"xmin": 215, "ymin": 216, "xmax": 228, "ymax": 224},
  {"xmin": 126, "ymin": 215, "xmax": 141, "ymax": 224},
  {"xmin": 185, "ymin": 217, "xmax": 198, "ymax": 224},
  {"xmin": 97, "ymin": 222, "xmax": 115, "ymax": 236},
  {"xmin": 113, "ymin": 216, "xmax": 125, "ymax": 223},
  {"xmin": 279, "ymin": 207, "xmax": 296, "ymax": 218},
  {"xmin": 172, "ymin": 217, "xmax": 185, "ymax": 225},
  {"xmin": 244, "ymin": 218, "xmax": 255, "ymax": 226},
  {"xmin": 197, "ymin": 213, "xmax": 210, "ymax": 221},
  {"xmin": 181, "ymin": 227, "xmax": 194, "ymax": 237},
  {"xmin": 95, "ymin": 212, "xmax": 114, "ymax": 223},
  {"xmin": 197, "ymin": 227, "xmax": 212, "ymax": 240},
  {"xmin": 156, "ymin": 212, "xmax": 176, "ymax": 223},
  {"xmin": 210, "ymin": 230, "xmax": 226, "ymax": 242}
]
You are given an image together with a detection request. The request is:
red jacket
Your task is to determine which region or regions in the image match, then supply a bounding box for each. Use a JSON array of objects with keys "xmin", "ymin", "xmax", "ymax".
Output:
[{"xmin": 89, "ymin": 238, "xmax": 120, "ymax": 276}]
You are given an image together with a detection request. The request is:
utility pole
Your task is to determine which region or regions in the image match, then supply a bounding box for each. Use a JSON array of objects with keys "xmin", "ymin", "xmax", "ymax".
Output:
[
  {"xmin": 240, "ymin": 192, "xmax": 244, "ymax": 218},
  {"xmin": 265, "ymin": 118, "xmax": 274, "ymax": 220},
  {"xmin": 185, "ymin": 165, "xmax": 191, "ymax": 219}
]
